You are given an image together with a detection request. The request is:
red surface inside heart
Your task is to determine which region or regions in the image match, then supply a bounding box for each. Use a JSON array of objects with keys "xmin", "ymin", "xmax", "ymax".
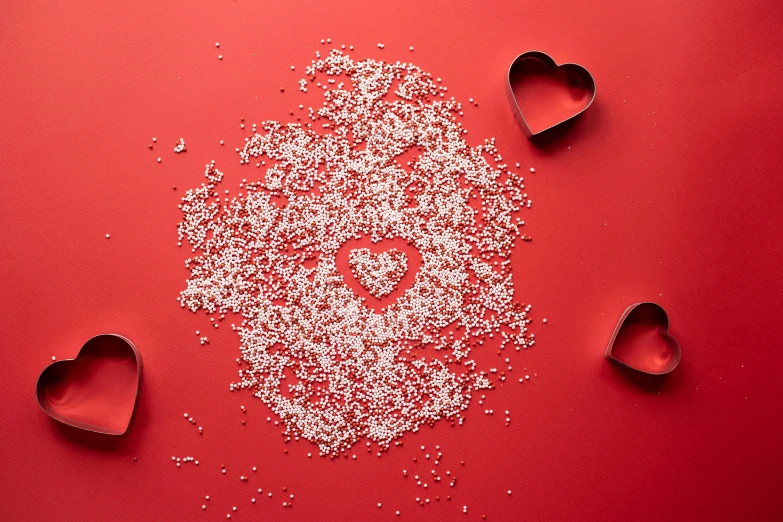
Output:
[
  {"xmin": 608, "ymin": 304, "xmax": 680, "ymax": 374},
  {"xmin": 509, "ymin": 57, "xmax": 594, "ymax": 134},
  {"xmin": 37, "ymin": 335, "xmax": 140, "ymax": 434}
]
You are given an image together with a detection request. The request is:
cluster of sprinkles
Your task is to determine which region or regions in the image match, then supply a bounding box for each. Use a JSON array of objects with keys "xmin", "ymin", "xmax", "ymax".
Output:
[
  {"xmin": 176, "ymin": 48, "xmax": 538, "ymax": 458},
  {"xmin": 171, "ymin": 455, "xmax": 199, "ymax": 467},
  {"xmin": 182, "ymin": 411, "xmax": 203, "ymax": 433},
  {"xmin": 348, "ymin": 248, "xmax": 408, "ymax": 298}
]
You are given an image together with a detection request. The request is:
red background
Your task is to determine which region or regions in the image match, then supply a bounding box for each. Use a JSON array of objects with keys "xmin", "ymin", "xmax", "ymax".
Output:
[{"xmin": 2, "ymin": 0, "xmax": 782, "ymax": 520}]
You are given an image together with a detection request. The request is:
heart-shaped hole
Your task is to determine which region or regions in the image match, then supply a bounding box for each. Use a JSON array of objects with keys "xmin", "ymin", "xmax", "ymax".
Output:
[
  {"xmin": 605, "ymin": 303, "xmax": 681, "ymax": 375},
  {"xmin": 336, "ymin": 236, "xmax": 422, "ymax": 309},
  {"xmin": 507, "ymin": 51, "xmax": 595, "ymax": 136},
  {"xmin": 36, "ymin": 334, "xmax": 142, "ymax": 435}
]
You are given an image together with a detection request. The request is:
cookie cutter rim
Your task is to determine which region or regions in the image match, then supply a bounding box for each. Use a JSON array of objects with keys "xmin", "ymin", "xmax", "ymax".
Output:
[
  {"xmin": 604, "ymin": 302, "xmax": 681, "ymax": 376},
  {"xmin": 505, "ymin": 50, "xmax": 597, "ymax": 138},
  {"xmin": 36, "ymin": 333, "xmax": 143, "ymax": 435}
]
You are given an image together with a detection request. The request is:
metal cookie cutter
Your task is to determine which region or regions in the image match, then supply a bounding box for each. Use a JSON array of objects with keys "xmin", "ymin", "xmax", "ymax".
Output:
[
  {"xmin": 36, "ymin": 334, "xmax": 142, "ymax": 435},
  {"xmin": 506, "ymin": 50, "xmax": 596, "ymax": 138},
  {"xmin": 605, "ymin": 302, "xmax": 681, "ymax": 375}
]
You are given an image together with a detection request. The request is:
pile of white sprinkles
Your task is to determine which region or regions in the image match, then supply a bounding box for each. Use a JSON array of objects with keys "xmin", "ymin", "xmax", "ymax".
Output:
[
  {"xmin": 348, "ymin": 247, "xmax": 409, "ymax": 299},
  {"xmin": 177, "ymin": 49, "xmax": 537, "ymax": 456}
]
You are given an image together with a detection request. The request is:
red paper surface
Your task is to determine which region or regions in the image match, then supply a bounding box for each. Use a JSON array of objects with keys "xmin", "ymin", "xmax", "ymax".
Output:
[{"xmin": 1, "ymin": 1, "xmax": 782, "ymax": 520}]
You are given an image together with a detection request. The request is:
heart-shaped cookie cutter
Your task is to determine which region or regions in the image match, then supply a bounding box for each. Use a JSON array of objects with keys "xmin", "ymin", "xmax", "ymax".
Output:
[
  {"xmin": 505, "ymin": 50, "xmax": 596, "ymax": 138},
  {"xmin": 36, "ymin": 333, "xmax": 142, "ymax": 435},
  {"xmin": 605, "ymin": 302, "xmax": 681, "ymax": 375}
]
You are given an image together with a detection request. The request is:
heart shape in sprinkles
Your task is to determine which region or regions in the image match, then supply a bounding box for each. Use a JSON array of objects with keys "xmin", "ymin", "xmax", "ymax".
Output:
[{"xmin": 348, "ymin": 248, "xmax": 409, "ymax": 299}]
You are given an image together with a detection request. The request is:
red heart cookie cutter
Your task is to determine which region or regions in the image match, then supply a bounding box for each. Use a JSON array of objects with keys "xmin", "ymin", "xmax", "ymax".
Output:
[
  {"xmin": 605, "ymin": 302, "xmax": 681, "ymax": 375},
  {"xmin": 36, "ymin": 334, "xmax": 142, "ymax": 435},
  {"xmin": 506, "ymin": 50, "xmax": 596, "ymax": 138}
]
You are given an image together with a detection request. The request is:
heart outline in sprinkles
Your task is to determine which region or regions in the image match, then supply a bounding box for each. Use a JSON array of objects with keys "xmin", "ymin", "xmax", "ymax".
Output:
[
  {"xmin": 605, "ymin": 302, "xmax": 681, "ymax": 375},
  {"xmin": 348, "ymin": 247, "xmax": 409, "ymax": 300},
  {"xmin": 36, "ymin": 334, "xmax": 142, "ymax": 435},
  {"xmin": 506, "ymin": 50, "xmax": 596, "ymax": 138}
]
